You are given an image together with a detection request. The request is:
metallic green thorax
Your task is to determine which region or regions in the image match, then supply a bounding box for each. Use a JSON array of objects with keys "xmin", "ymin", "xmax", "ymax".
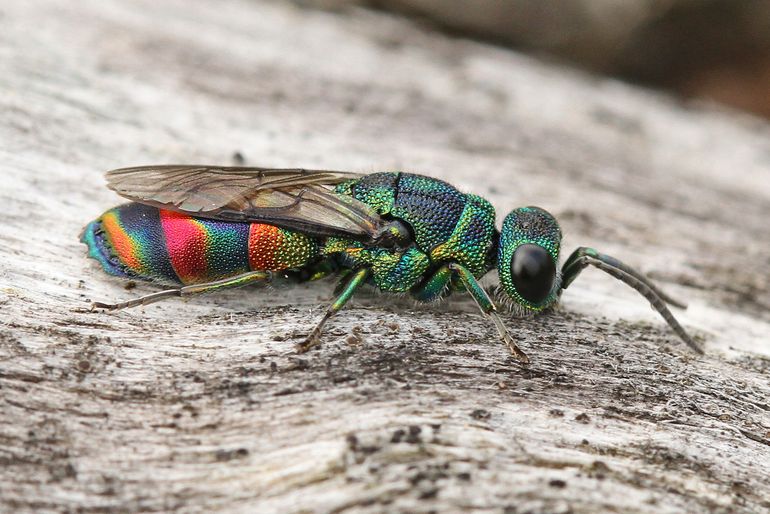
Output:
[
  {"xmin": 498, "ymin": 207, "xmax": 563, "ymax": 310},
  {"xmin": 327, "ymin": 172, "xmax": 497, "ymax": 295}
]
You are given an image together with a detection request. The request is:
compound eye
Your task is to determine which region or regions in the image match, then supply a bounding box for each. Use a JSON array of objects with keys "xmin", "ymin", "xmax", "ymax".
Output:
[{"xmin": 510, "ymin": 244, "xmax": 556, "ymax": 304}]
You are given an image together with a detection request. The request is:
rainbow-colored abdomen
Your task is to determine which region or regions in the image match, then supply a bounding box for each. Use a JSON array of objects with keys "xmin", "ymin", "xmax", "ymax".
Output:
[{"xmin": 82, "ymin": 203, "xmax": 318, "ymax": 285}]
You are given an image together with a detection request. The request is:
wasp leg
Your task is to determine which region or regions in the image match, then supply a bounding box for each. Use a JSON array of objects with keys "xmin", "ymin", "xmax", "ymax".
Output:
[
  {"xmin": 411, "ymin": 265, "xmax": 453, "ymax": 303},
  {"xmin": 560, "ymin": 247, "xmax": 702, "ymax": 354},
  {"xmin": 296, "ymin": 268, "xmax": 371, "ymax": 353},
  {"xmin": 91, "ymin": 271, "xmax": 272, "ymax": 311},
  {"xmin": 442, "ymin": 263, "xmax": 529, "ymax": 364}
]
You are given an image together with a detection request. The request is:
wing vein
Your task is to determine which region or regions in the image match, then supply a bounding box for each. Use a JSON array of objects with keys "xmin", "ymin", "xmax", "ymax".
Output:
[{"xmin": 105, "ymin": 165, "xmax": 383, "ymax": 242}]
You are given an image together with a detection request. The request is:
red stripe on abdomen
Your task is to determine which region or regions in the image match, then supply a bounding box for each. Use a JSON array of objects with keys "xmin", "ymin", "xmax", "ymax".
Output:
[{"xmin": 160, "ymin": 210, "xmax": 209, "ymax": 284}]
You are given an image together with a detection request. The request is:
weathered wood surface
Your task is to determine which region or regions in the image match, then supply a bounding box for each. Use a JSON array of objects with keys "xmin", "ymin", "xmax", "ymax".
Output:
[{"xmin": 1, "ymin": 1, "xmax": 769, "ymax": 512}]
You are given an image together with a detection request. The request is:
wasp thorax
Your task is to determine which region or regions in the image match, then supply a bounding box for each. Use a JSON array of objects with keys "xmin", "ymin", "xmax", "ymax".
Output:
[{"xmin": 498, "ymin": 207, "xmax": 562, "ymax": 310}]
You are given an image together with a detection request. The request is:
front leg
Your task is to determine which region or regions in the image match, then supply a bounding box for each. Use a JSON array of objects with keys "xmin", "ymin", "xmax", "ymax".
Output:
[{"xmin": 412, "ymin": 263, "xmax": 529, "ymax": 363}]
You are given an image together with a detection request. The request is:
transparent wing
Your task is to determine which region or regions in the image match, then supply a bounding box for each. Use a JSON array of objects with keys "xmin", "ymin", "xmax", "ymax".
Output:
[{"xmin": 105, "ymin": 165, "xmax": 384, "ymax": 241}]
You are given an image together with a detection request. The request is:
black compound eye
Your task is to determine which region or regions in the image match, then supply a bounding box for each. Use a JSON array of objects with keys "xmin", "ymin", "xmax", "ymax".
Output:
[{"xmin": 510, "ymin": 244, "xmax": 556, "ymax": 304}]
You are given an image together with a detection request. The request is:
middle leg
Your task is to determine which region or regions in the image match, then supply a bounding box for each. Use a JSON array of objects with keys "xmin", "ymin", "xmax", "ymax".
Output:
[{"xmin": 296, "ymin": 267, "xmax": 371, "ymax": 353}]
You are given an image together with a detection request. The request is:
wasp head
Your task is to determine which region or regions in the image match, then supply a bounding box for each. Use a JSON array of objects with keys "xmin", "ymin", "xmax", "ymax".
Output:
[{"xmin": 498, "ymin": 207, "xmax": 562, "ymax": 311}]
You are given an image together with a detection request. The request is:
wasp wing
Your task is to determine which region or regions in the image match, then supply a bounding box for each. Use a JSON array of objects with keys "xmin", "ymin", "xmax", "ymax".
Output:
[{"xmin": 105, "ymin": 165, "xmax": 384, "ymax": 241}]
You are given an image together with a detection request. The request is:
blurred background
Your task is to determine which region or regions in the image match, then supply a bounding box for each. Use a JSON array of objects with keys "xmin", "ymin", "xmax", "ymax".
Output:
[{"xmin": 300, "ymin": 0, "xmax": 770, "ymax": 119}]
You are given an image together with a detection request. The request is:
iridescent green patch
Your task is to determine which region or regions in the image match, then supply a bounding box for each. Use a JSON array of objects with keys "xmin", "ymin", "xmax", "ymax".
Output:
[
  {"xmin": 322, "ymin": 236, "xmax": 429, "ymax": 292},
  {"xmin": 429, "ymin": 194, "xmax": 496, "ymax": 278}
]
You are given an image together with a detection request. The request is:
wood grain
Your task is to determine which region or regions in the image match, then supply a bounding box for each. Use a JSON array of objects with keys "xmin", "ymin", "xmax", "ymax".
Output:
[{"xmin": 1, "ymin": 0, "xmax": 769, "ymax": 512}]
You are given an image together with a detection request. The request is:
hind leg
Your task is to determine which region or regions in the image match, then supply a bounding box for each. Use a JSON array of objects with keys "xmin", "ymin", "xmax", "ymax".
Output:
[{"xmin": 91, "ymin": 271, "xmax": 272, "ymax": 311}]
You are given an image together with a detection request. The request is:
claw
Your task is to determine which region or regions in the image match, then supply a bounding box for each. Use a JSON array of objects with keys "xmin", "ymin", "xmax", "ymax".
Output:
[
  {"xmin": 505, "ymin": 338, "xmax": 530, "ymax": 364},
  {"xmin": 295, "ymin": 337, "xmax": 319, "ymax": 353}
]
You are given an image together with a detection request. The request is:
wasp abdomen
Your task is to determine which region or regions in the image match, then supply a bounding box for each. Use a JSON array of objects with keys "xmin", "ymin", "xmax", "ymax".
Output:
[
  {"xmin": 82, "ymin": 203, "xmax": 179, "ymax": 284},
  {"xmin": 82, "ymin": 203, "xmax": 319, "ymax": 286}
]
